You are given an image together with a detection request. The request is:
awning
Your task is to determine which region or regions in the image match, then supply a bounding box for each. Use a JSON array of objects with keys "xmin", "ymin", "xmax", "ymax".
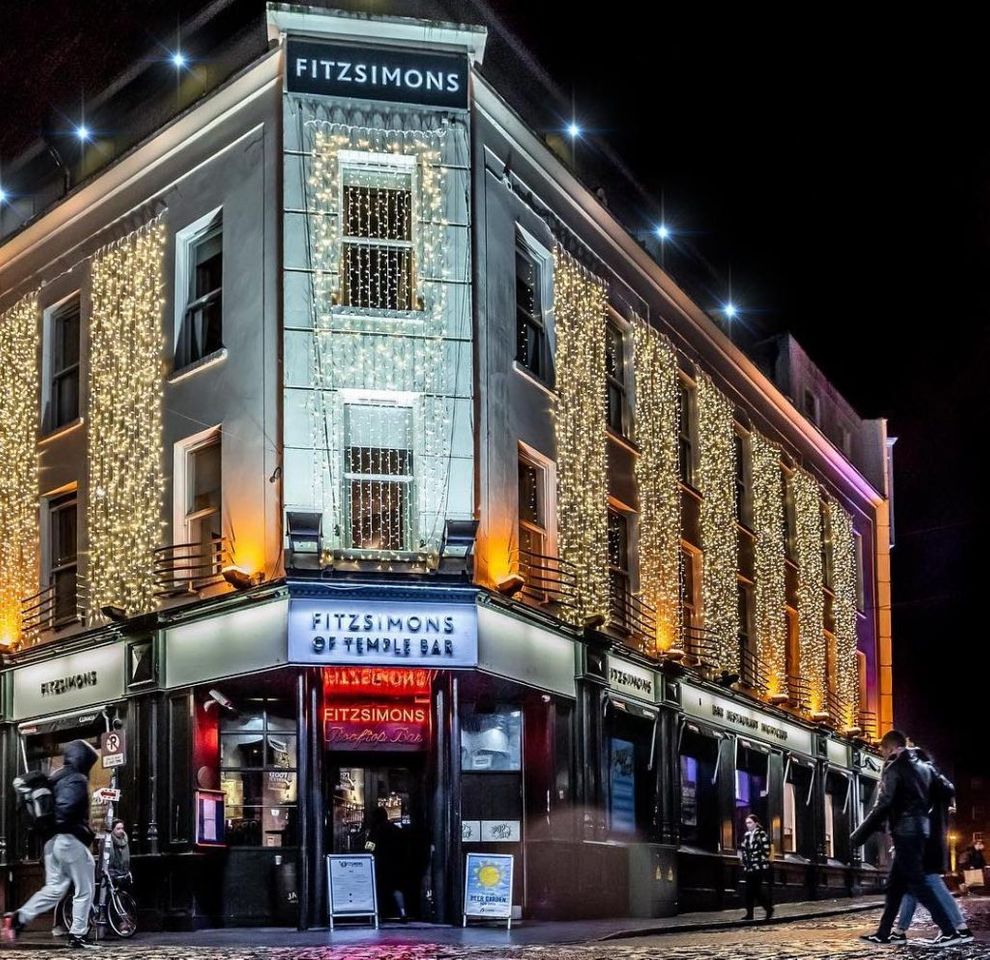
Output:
[
  {"xmin": 606, "ymin": 695, "xmax": 658, "ymax": 722},
  {"xmin": 17, "ymin": 704, "xmax": 114, "ymax": 736}
]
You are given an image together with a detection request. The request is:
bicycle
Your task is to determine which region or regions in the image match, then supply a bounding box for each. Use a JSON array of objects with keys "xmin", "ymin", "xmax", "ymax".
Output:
[{"xmin": 57, "ymin": 869, "xmax": 138, "ymax": 939}]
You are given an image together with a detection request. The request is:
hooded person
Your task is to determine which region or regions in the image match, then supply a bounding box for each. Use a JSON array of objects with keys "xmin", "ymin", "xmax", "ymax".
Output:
[{"xmin": 3, "ymin": 739, "xmax": 100, "ymax": 949}]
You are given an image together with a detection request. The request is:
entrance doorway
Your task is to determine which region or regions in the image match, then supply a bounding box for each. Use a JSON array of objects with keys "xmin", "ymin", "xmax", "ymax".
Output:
[{"xmin": 328, "ymin": 758, "xmax": 429, "ymax": 919}]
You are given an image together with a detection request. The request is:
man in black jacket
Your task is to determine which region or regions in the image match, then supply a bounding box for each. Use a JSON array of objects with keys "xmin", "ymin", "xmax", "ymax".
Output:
[
  {"xmin": 4, "ymin": 740, "xmax": 100, "ymax": 949},
  {"xmin": 850, "ymin": 730, "xmax": 963, "ymax": 946}
]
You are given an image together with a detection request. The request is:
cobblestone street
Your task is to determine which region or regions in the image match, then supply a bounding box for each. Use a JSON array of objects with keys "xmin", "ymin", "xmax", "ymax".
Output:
[{"xmin": 5, "ymin": 899, "xmax": 990, "ymax": 958}]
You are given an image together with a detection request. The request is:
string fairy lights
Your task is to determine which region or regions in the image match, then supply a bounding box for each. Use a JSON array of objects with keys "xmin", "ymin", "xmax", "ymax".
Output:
[
  {"xmin": 791, "ymin": 469, "xmax": 827, "ymax": 714},
  {"xmin": 631, "ymin": 318, "xmax": 681, "ymax": 652},
  {"xmin": 696, "ymin": 373, "xmax": 739, "ymax": 671},
  {"xmin": 87, "ymin": 218, "xmax": 166, "ymax": 618},
  {"xmin": 552, "ymin": 245, "xmax": 609, "ymax": 624},
  {"xmin": 0, "ymin": 294, "xmax": 40, "ymax": 648},
  {"xmin": 751, "ymin": 432, "xmax": 787, "ymax": 697},
  {"xmin": 828, "ymin": 499, "xmax": 860, "ymax": 727}
]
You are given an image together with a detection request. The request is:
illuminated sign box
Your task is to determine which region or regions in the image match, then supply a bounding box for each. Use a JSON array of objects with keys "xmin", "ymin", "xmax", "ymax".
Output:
[
  {"xmin": 324, "ymin": 700, "xmax": 429, "ymax": 751},
  {"xmin": 288, "ymin": 598, "xmax": 478, "ymax": 668}
]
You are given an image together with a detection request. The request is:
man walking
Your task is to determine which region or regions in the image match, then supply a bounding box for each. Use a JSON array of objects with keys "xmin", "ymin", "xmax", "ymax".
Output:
[
  {"xmin": 851, "ymin": 730, "xmax": 965, "ymax": 947},
  {"xmin": 3, "ymin": 740, "xmax": 100, "ymax": 949}
]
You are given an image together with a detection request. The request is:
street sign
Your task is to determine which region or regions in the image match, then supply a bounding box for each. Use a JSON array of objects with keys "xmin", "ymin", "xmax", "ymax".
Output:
[
  {"xmin": 100, "ymin": 730, "xmax": 126, "ymax": 769},
  {"xmin": 93, "ymin": 788, "xmax": 121, "ymax": 802}
]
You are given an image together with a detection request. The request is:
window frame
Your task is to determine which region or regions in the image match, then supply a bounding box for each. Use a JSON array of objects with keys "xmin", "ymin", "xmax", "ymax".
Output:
[
  {"xmin": 173, "ymin": 426, "xmax": 224, "ymax": 579},
  {"xmin": 854, "ymin": 531, "xmax": 866, "ymax": 612},
  {"xmin": 44, "ymin": 488, "xmax": 78, "ymax": 628},
  {"xmin": 802, "ymin": 388, "xmax": 820, "ymax": 426},
  {"xmin": 605, "ymin": 316, "xmax": 628, "ymax": 436},
  {"xmin": 514, "ymin": 226, "xmax": 555, "ymax": 388},
  {"xmin": 516, "ymin": 442, "xmax": 557, "ymax": 598},
  {"xmin": 44, "ymin": 294, "xmax": 81, "ymax": 432},
  {"xmin": 678, "ymin": 378, "xmax": 697, "ymax": 487},
  {"xmin": 607, "ymin": 506, "xmax": 632, "ymax": 627},
  {"xmin": 734, "ymin": 428, "xmax": 753, "ymax": 528},
  {"xmin": 174, "ymin": 208, "xmax": 224, "ymax": 371},
  {"xmin": 680, "ymin": 543, "xmax": 701, "ymax": 635}
]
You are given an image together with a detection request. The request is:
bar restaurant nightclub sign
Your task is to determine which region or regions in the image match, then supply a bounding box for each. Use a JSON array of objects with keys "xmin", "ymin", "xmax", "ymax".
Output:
[
  {"xmin": 288, "ymin": 597, "xmax": 478, "ymax": 667},
  {"xmin": 285, "ymin": 38, "xmax": 468, "ymax": 109}
]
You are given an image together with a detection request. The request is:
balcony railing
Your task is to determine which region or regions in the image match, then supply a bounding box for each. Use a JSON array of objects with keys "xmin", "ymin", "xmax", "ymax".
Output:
[
  {"xmin": 608, "ymin": 583, "xmax": 658, "ymax": 655},
  {"xmin": 858, "ymin": 710, "xmax": 880, "ymax": 742},
  {"xmin": 786, "ymin": 673, "xmax": 812, "ymax": 712},
  {"xmin": 514, "ymin": 547, "xmax": 578, "ymax": 610},
  {"xmin": 739, "ymin": 644, "xmax": 769, "ymax": 694},
  {"xmin": 20, "ymin": 578, "xmax": 89, "ymax": 645},
  {"xmin": 678, "ymin": 624, "xmax": 719, "ymax": 670},
  {"xmin": 154, "ymin": 537, "xmax": 230, "ymax": 596}
]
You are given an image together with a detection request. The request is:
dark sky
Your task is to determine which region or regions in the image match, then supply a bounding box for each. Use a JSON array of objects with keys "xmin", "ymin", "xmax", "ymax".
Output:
[{"xmin": 2, "ymin": 3, "xmax": 986, "ymax": 771}]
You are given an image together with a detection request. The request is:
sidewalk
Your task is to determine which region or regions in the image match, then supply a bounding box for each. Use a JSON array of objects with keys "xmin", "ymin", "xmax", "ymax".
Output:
[{"xmin": 8, "ymin": 896, "xmax": 882, "ymax": 949}]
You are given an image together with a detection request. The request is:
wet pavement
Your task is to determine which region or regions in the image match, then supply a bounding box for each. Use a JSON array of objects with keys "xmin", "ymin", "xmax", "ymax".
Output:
[{"xmin": 4, "ymin": 897, "xmax": 990, "ymax": 957}]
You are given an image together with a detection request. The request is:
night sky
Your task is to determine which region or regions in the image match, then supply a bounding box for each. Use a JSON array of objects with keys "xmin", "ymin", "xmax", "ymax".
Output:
[{"xmin": 2, "ymin": 4, "xmax": 986, "ymax": 775}]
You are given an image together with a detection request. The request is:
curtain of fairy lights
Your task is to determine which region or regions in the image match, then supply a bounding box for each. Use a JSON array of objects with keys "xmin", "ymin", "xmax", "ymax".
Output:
[
  {"xmin": 696, "ymin": 373, "xmax": 739, "ymax": 671},
  {"xmin": 87, "ymin": 218, "xmax": 166, "ymax": 617},
  {"xmin": 0, "ymin": 294, "xmax": 40, "ymax": 647},
  {"xmin": 306, "ymin": 118, "xmax": 453, "ymax": 560},
  {"xmin": 828, "ymin": 499, "xmax": 860, "ymax": 727},
  {"xmin": 553, "ymin": 245, "xmax": 609, "ymax": 624},
  {"xmin": 792, "ymin": 469, "xmax": 827, "ymax": 714},
  {"xmin": 631, "ymin": 319, "xmax": 681, "ymax": 653},
  {"xmin": 751, "ymin": 431, "xmax": 787, "ymax": 698}
]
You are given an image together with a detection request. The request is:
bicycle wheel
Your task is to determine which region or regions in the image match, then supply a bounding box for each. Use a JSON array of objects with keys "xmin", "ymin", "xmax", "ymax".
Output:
[
  {"xmin": 58, "ymin": 894, "xmax": 90, "ymax": 936},
  {"xmin": 107, "ymin": 889, "xmax": 138, "ymax": 938}
]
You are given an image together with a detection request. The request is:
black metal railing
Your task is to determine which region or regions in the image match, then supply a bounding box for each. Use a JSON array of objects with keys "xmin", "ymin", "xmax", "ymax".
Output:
[
  {"xmin": 514, "ymin": 547, "xmax": 578, "ymax": 610},
  {"xmin": 608, "ymin": 582, "xmax": 658, "ymax": 655},
  {"xmin": 858, "ymin": 710, "xmax": 879, "ymax": 742},
  {"xmin": 679, "ymin": 624, "xmax": 719, "ymax": 669},
  {"xmin": 786, "ymin": 673, "xmax": 812, "ymax": 712},
  {"xmin": 154, "ymin": 537, "xmax": 229, "ymax": 595},
  {"xmin": 739, "ymin": 644, "xmax": 769, "ymax": 693},
  {"xmin": 20, "ymin": 578, "xmax": 88, "ymax": 644}
]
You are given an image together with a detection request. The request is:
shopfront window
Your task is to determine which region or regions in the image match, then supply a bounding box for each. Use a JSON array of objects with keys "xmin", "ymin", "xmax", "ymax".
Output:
[
  {"xmin": 461, "ymin": 701, "xmax": 521, "ymax": 771},
  {"xmin": 606, "ymin": 704, "xmax": 657, "ymax": 839},
  {"xmin": 784, "ymin": 760, "xmax": 816, "ymax": 859},
  {"xmin": 220, "ymin": 700, "xmax": 297, "ymax": 847},
  {"xmin": 860, "ymin": 777, "xmax": 883, "ymax": 867},
  {"xmin": 825, "ymin": 771, "xmax": 851, "ymax": 862},
  {"xmin": 679, "ymin": 727, "xmax": 720, "ymax": 851},
  {"xmin": 734, "ymin": 744, "xmax": 769, "ymax": 844}
]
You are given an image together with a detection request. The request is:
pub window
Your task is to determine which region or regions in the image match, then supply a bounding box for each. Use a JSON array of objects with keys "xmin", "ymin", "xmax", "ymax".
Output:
[
  {"xmin": 220, "ymin": 700, "xmax": 298, "ymax": 847},
  {"xmin": 826, "ymin": 771, "xmax": 851, "ymax": 863},
  {"xmin": 678, "ymin": 381, "xmax": 696, "ymax": 485},
  {"xmin": 606, "ymin": 703, "xmax": 656, "ymax": 839},
  {"xmin": 339, "ymin": 157, "xmax": 415, "ymax": 312},
  {"xmin": 734, "ymin": 743, "xmax": 769, "ymax": 845},
  {"xmin": 47, "ymin": 490, "xmax": 78, "ymax": 626},
  {"xmin": 46, "ymin": 295, "xmax": 81, "ymax": 431},
  {"xmin": 734, "ymin": 431, "xmax": 753, "ymax": 527},
  {"xmin": 175, "ymin": 211, "xmax": 223, "ymax": 370},
  {"xmin": 345, "ymin": 403, "xmax": 414, "ymax": 552},
  {"xmin": 460, "ymin": 701, "xmax": 522, "ymax": 771},
  {"xmin": 515, "ymin": 233, "xmax": 554, "ymax": 386},
  {"xmin": 854, "ymin": 531, "xmax": 866, "ymax": 611},
  {"xmin": 605, "ymin": 320, "xmax": 627, "ymax": 435},
  {"xmin": 518, "ymin": 450, "xmax": 552, "ymax": 595},
  {"xmin": 679, "ymin": 727, "xmax": 720, "ymax": 851},
  {"xmin": 182, "ymin": 432, "xmax": 223, "ymax": 577},
  {"xmin": 608, "ymin": 508, "xmax": 631, "ymax": 629},
  {"xmin": 784, "ymin": 759, "xmax": 815, "ymax": 859}
]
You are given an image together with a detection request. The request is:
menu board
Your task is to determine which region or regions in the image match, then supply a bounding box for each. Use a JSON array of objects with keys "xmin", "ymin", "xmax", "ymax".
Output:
[
  {"xmin": 327, "ymin": 854, "xmax": 378, "ymax": 929},
  {"xmin": 463, "ymin": 853, "xmax": 514, "ymax": 926}
]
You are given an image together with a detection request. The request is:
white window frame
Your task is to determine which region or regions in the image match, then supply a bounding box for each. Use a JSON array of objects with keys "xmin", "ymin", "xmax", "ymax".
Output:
[
  {"xmin": 173, "ymin": 425, "xmax": 223, "ymax": 555},
  {"xmin": 41, "ymin": 291, "xmax": 82, "ymax": 434},
  {"xmin": 174, "ymin": 207, "xmax": 224, "ymax": 369},
  {"xmin": 513, "ymin": 224, "xmax": 556, "ymax": 386},
  {"xmin": 605, "ymin": 309, "xmax": 630, "ymax": 436}
]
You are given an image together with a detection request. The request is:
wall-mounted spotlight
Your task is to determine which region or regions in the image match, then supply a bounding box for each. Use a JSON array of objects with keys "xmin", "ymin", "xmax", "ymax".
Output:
[{"xmin": 101, "ymin": 605, "xmax": 127, "ymax": 623}]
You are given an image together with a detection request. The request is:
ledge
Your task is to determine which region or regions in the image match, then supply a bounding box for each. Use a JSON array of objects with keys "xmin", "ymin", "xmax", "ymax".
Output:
[
  {"xmin": 168, "ymin": 347, "xmax": 228, "ymax": 384},
  {"xmin": 512, "ymin": 360, "xmax": 557, "ymax": 400},
  {"xmin": 38, "ymin": 417, "xmax": 84, "ymax": 446}
]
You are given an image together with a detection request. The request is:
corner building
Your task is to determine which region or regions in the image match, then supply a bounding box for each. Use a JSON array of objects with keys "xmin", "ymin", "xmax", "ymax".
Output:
[{"xmin": 0, "ymin": 3, "xmax": 894, "ymax": 927}]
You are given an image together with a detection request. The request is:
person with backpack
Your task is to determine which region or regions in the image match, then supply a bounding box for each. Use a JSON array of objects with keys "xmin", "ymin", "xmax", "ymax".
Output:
[{"xmin": 2, "ymin": 740, "xmax": 100, "ymax": 949}]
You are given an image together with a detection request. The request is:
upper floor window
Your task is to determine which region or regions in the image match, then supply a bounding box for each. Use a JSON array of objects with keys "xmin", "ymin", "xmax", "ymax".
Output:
[
  {"xmin": 48, "ymin": 491, "xmax": 78, "ymax": 626},
  {"xmin": 345, "ymin": 403, "xmax": 414, "ymax": 552},
  {"xmin": 822, "ymin": 502, "xmax": 834, "ymax": 590},
  {"xmin": 605, "ymin": 321, "xmax": 627, "ymax": 435},
  {"xmin": 184, "ymin": 434, "xmax": 222, "ymax": 573},
  {"xmin": 678, "ymin": 381, "xmax": 696, "ymax": 486},
  {"xmin": 737, "ymin": 581, "xmax": 754, "ymax": 681},
  {"xmin": 783, "ymin": 472, "xmax": 797, "ymax": 560},
  {"xmin": 802, "ymin": 389, "xmax": 820, "ymax": 426},
  {"xmin": 839, "ymin": 426, "xmax": 853, "ymax": 458},
  {"xmin": 518, "ymin": 453, "xmax": 549, "ymax": 565},
  {"xmin": 854, "ymin": 531, "xmax": 866, "ymax": 612},
  {"xmin": 607, "ymin": 508, "xmax": 631, "ymax": 623},
  {"xmin": 680, "ymin": 544, "xmax": 700, "ymax": 632},
  {"xmin": 176, "ymin": 212, "xmax": 223, "ymax": 370},
  {"xmin": 46, "ymin": 296, "xmax": 81, "ymax": 431},
  {"xmin": 734, "ymin": 431, "xmax": 752, "ymax": 528},
  {"xmin": 340, "ymin": 159, "xmax": 415, "ymax": 312},
  {"xmin": 515, "ymin": 234, "xmax": 554, "ymax": 386}
]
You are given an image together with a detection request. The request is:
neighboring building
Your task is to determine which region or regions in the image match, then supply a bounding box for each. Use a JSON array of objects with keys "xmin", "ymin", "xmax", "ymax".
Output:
[{"xmin": 0, "ymin": 3, "xmax": 894, "ymax": 926}]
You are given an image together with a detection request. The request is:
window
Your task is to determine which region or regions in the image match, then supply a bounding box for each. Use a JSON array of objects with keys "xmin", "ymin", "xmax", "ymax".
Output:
[
  {"xmin": 734, "ymin": 431, "xmax": 752, "ymax": 527},
  {"xmin": 681, "ymin": 545, "xmax": 700, "ymax": 633},
  {"xmin": 821, "ymin": 502, "xmax": 834, "ymax": 590},
  {"xmin": 679, "ymin": 728, "xmax": 720, "ymax": 850},
  {"xmin": 176, "ymin": 213, "xmax": 223, "ymax": 369},
  {"xmin": 854, "ymin": 531, "xmax": 865, "ymax": 611},
  {"xmin": 784, "ymin": 760, "xmax": 815, "ymax": 859},
  {"xmin": 460, "ymin": 702, "xmax": 522, "ymax": 771},
  {"xmin": 47, "ymin": 296, "xmax": 80, "ymax": 430},
  {"xmin": 785, "ymin": 608, "xmax": 800, "ymax": 694},
  {"xmin": 220, "ymin": 701, "xmax": 298, "ymax": 847},
  {"xmin": 515, "ymin": 236, "xmax": 553, "ymax": 385},
  {"xmin": 678, "ymin": 381, "xmax": 696, "ymax": 485},
  {"xmin": 48, "ymin": 491, "xmax": 77, "ymax": 625},
  {"xmin": 606, "ymin": 709, "xmax": 656, "ymax": 839},
  {"xmin": 783, "ymin": 472, "xmax": 797, "ymax": 559},
  {"xmin": 340, "ymin": 161, "xmax": 414, "ymax": 311},
  {"xmin": 518, "ymin": 453, "xmax": 550, "ymax": 593},
  {"xmin": 605, "ymin": 321, "xmax": 627, "ymax": 434},
  {"xmin": 826, "ymin": 772, "xmax": 851, "ymax": 862},
  {"xmin": 839, "ymin": 426, "xmax": 852, "ymax": 458},
  {"xmin": 802, "ymin": 389, "xmax": 820, "ymax": 425},
  {"xmin": 608, "ymin": 509, "xmax": 631, "ymax": 626},
  {"xmin": 735, "ymin": 745, "xmax": 769, "ymax": 844},
  {"xmin": 737, "ymin": 582, "xmax": 755, "ymax": 683},
  {"xmin": 184, "ymin": 435, "xmax": 222, "ymax": 574},
  {"xmin": 345, "ymin": 403, "xmax": 414, "ymax": 551}
]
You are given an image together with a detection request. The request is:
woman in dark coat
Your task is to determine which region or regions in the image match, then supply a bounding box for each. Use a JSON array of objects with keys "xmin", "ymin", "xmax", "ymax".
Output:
[
  {"xmin": 738, "ymin": 814, "xmax": 774, "ymax": 921},
  {"xmin": 364, "ymin": 806, "xmax": 407, "ymax": 922}
]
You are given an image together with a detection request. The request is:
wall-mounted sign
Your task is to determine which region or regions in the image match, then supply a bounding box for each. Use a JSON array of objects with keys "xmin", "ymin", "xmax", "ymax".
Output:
[
  {"xmin": 827, "ymin": 738, "xmax": 852, "ymax": 769},
  {"xmin": 607, "ymin": 656, "xmax": 656, "ymax": 703},
  {"xmin": 327, "ymin": 854, "xmax": 378, "ymax": 930},
  {"xmin": 480, "ymin": 820, "xmax": 520, "ymax": 843},
  {"xmin": 196, "ymin": 789, "xmax": 226, "ymax": 846},
  {"xmin": 463, "ymin": 853, "xmax": 514, "ymax": 927},
  {"xmin": 289, "ymin": 597, "xmax": 478, "ymax": 667},
  {"xmin": 324, "ymin": 700, "xmax": 429, "ymax": 751},
  {"xmin": 10, "ymin": 644, "xmax": 126, "ymax": 721},
  {"xmin": 100, "ymin": 730, "xmax": 126, "ymax": 769},
  {"xmin": 286, "ymin": 38, "xmax": 468, "ymax": 109},
  {"xmin": 680, "ymin": 681, "xmax": 814, "ymax": 755},
  {"xmin": 92, "ymin": 788, "xmax": 121, "ymax": 803}
]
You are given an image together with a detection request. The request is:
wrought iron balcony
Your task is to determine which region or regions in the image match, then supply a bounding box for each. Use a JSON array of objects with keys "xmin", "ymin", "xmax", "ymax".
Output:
[
  {"xmin": 677, "ymin": 624, "xmax": 719, "ymax": 670},
  {"xmin": 20, "ymin": 577, "xmax": 89, "ymax": 645},
  {"xmin": 786, "ymin": 673, "xmax": 812, "ymax": 712},
  {"xmin": 739, "ymin": 644, "xmax": 770, "ymax": 694},
  {"xmin": 858, "ymin": 710, "xmax": 880, "ymax": 743},
  {"xmin": 513, "ymin": 547, "xmax": 579, "ymax": 611},
  {"xmin": 154, "ymin": 536, "xmax": 230, "ymax": 596},
  {"xmin": 607, "ymin": 581, "xmax": 658, "ymax": 655}
]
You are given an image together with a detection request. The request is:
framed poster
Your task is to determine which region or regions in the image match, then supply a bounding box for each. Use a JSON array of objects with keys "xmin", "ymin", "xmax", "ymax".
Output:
[
  {"xmin": 195, "ymin": 789, "xmax": 226, "ymax": 847},
  {"xmin": 463, "ymin": 852, "xmax": 514, "ymax": 929},
  {"xmin": 327, "ymin": 854, "xmax": 378, "ymax": 929}
]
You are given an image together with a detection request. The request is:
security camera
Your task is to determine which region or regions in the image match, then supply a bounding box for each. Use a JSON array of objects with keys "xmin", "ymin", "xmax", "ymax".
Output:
[{"xmin": 204, "ymin": 689, "xmax": 236, "ymax": 713}]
